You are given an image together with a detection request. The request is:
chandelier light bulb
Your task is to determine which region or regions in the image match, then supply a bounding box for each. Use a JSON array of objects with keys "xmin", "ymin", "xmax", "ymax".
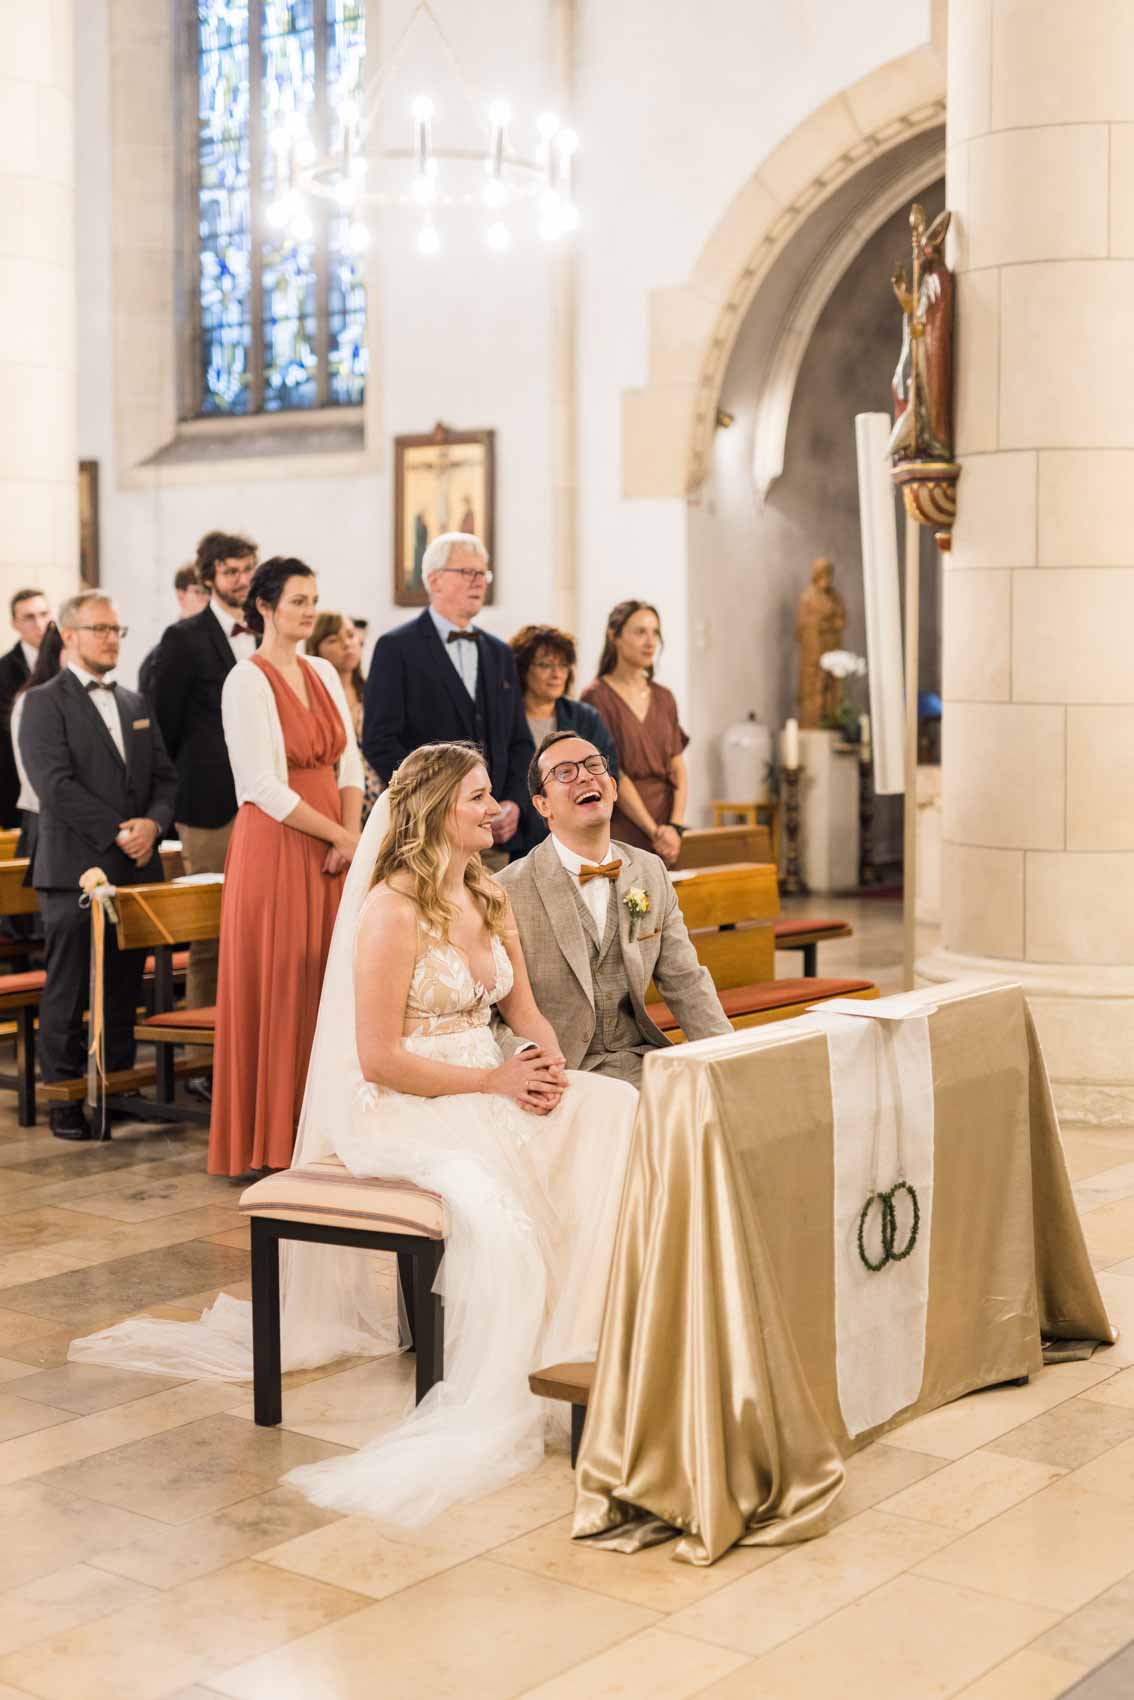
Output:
[
  {"xmin": 334, "ymin": 177, "xmax": 356, "ymax": 209},
  {"xmin": 411, "ymin": 171, "xmax": 437, "ymax": 207},
  {"xmin": 558, "ymin": 199, "xmax": 580, "ymax": 233},
  {"xmin": 266, "ymin": 195, "xmax": 291, "ymax": 230},
  {"xmin": 338, "ymin": 97, "xmax": 359, "ymax": 130},
  {"xmin": 486, "ymin": 221, "xmax": 511, "ymax": 252},
  {"xmin": 417, "ymin": 222, "xmax": 441, "ymax": 257},
  {"xmin": 482, "ymin": 176, "xmax": 508, "ymax": 209},
  {"xmin": 294, "ymin": 134, "xmax": 316, "ymax": 167},
  {"xmin": 268, "ymin": 126, "xmax": 291, "ymax": 157},
  {"xmin": 488, "ymin": 99, "xmax": 512, "ymax": 128},
  {"xmin": 411, "ymin": 93, "xmax": 434, "ymax": 123},
  {"xmin": 348, "ymin": 220, "xmax": 370, "ymax": 252},
  {"xmin": 556, "ymin": 127, "xmax": 579, "ymax": 157},
  {"xmin": 291, "ymin": 210, "xmax": 314, "ymax": 243},
  {"xmin": 536, "ymin": 111, "xmax": 559, "ymax": 140}
]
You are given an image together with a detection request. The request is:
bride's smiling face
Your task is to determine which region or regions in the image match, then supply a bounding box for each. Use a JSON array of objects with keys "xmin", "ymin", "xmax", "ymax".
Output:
[{"xmin": 446, "ymin": 764, "xmax": 500, "ymax": 855}]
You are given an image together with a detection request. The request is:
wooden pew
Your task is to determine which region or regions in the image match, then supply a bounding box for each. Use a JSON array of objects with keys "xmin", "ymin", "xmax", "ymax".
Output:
[
  {"xmin": 0, "ymin": 829, "xmax": 20, "ymax": 863},
  {"xmin": 673, "ymin": 824, "xmax": 771, "ymax": 870},
  {"xmin": 652, "ymin": 862, "xmax": 876, "ymax": 1036},
  {"xmin": 120, "ymin": 880, "xmax": 222, "ymax": 1120}
]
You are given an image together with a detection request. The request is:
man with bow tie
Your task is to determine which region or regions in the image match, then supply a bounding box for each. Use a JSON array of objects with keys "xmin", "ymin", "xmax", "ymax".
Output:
[
  {"xmin": 495, "ymin": 731, "xmax": 731, "ymax": 1086},
  {"xmin": 362, "ymin": 533, "xmax": 533, "ymax": 857},
  {"xmin": 148, "ymin": 531, "xmax": 257, "ymax": 1015},
  {"xmin": 19, "ymin": 593, "xmax": 177, "ymax": 1139}
]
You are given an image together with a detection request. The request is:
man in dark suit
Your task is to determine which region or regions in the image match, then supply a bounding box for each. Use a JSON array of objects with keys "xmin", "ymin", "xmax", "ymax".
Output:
[
  {"xmin": 362, "ymin": 534, "xmax": 532, "ymax": 851},
  {"xmin": 149, "ymin": 531, "xmax": 256, "ymax": 1010},
  {"xmin": 20, "ymin": 592, "xmax": 177, "ymax": 1140},
  {"xmin": 137, "ymin": 562, "xmax": 210, "ymax": 704},
  {"xmin": 0, "ymin": 587, "xmax": 52, "ymax": 828}
]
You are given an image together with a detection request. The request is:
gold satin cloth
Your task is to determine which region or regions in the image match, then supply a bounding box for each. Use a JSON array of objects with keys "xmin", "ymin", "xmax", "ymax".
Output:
[{"xmin": 573, "ymin": 981, "xmax": 1115, "ymax": 1566}]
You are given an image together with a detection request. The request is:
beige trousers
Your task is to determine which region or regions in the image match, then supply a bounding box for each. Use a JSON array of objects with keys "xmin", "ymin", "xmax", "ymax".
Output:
[{"xmin": 175, "ymin": 818, "xmax": 234, "ymax": 1009}]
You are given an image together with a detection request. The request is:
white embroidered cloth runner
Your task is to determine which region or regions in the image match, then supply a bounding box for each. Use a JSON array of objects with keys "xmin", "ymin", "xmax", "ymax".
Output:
[{"xmin": 808, "ymin": 996, "xmax": 936, "ymax": 1438}]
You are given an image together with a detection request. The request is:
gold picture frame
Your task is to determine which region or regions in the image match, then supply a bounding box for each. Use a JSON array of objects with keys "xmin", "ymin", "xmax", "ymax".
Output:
[
  {"xmin": 79, "ymin": 460, "xmax": 100, "ymax": 590},
  {"xmin": 393, "ymin": 423, "xmax": 495, "ymax": 607}
]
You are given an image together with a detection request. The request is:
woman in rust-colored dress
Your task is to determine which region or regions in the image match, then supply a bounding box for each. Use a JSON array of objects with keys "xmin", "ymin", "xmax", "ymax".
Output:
[
  {"xmin": 209, "ymin": 558, "xmax": 363, "ymax": 1176},
  {"xmin": 580, "ymin": 599, "xmax": 689, "ymax": 866}
]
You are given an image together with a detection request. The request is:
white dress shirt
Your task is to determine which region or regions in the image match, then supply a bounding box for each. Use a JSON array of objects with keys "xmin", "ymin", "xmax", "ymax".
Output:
[
  {"xmin": 20, "ymin": 641, "xmax": 37, "ymax": 674},
  {"xmin": 550, "ymin": 832, "xmax": 617, "ymax": 935},
  {"xmin": 428, "ymin": 606, "xmax": 479, "ymax": 699},
  {"xmin": 211, "ymin": 597, "xmax": 256, "ymax": 662},
  {"xmin": 69, "ymin": 661, "xmax": 125, "ymax": 762}
]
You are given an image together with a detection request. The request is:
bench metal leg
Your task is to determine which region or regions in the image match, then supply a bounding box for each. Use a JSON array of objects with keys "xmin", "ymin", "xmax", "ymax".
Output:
[
  {"xmin": 150, "ymin": 946, "xmax": 176, "ymax": 1015},
  {"xmin": 16, "ymin": 1006, "xmax": 35, "ymax": 1128},
  {"xmin": 570, "ymin": 1402, "xmax": 586, "ymax": 1469},
  {"xmin": 397, "ymin": 1251, "xmax": 416, "ymax": 1349},
  {"xmin": 413, "ymin": 1239, "xmax": 445, "ymax": 1406},
  {"xmin": 155, "ymin": 1041, "xmax": 176, "ymax": 1105},
  {"xmin": 802, "ymin": 942, "xmax": 817, "ymax": 977},
  {"xmin": 251, "ymin": 1218, "xmax": 283, "ymax": 1427}
]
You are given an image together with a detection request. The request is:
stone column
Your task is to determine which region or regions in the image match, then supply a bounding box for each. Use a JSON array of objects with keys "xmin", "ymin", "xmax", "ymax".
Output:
[
  {"xmin": 920, "ymin": 0, "xmax": 1134, "ymax": 1124},
  {"xmin": 0, "ymin": 0, "xmax": 78, "ymax": 615}
]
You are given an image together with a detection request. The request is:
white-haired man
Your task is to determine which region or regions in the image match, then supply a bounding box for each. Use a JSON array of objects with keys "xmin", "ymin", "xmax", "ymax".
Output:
[{"xmin": 362, "ymin": 532, "xmax": 531, "ymax": 850}]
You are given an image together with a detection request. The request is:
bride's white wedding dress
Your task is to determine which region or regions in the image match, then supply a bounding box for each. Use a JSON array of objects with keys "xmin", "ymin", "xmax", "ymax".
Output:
[{"xmin": 69, "ymin": 792, "xmax": 637, "ymax": 1527}]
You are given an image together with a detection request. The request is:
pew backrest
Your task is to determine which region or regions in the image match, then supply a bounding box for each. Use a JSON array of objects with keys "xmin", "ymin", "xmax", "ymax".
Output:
[
  {"xmin": 673, "ymin": 825, "xmax": 772, "ymax": 870},
  {"xmin": 665, "ymin": 861, "xmax": 779, "ymax": 989},
  {"xmin": 112, "ymin": 880, "xmax": 223, "ymax": 951}
]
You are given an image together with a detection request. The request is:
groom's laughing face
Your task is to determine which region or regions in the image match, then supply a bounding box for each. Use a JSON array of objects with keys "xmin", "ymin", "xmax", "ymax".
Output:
[{"xmin": 533, "ymin": 736, "xmax": 616, "ymax": 837}]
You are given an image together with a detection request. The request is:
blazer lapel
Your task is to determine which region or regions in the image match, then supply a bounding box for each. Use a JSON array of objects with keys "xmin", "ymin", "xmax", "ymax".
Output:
[
  {"xmin": 531, "ymin": 836, "xmax": 593, "ymax": 1007},
  {"xmin": 202, "ymin": 605, "xmax": 237, "ymax": 675},
  {"xmin": 62, "ymin": 669, "xmax": 126, "ymax": 769},
  {"xmin": 416, "ymin": 611, "xmax": 476, "ymax": 736},
  {"xmin": 614, "ymin": 846, "xmax": 649, "ymax": 1011}
]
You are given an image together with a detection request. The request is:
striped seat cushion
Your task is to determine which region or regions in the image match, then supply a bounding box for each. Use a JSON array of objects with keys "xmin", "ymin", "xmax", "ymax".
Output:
[{"xmin": 239, "ymin": 1156, "xmax": 444, "ymax": 1238}]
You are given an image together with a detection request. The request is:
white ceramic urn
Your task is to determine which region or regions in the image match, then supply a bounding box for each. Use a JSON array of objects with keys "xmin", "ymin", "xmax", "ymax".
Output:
[{"xmin": 721, "ymin": 712, "xmax": 773, "ymax": 804}]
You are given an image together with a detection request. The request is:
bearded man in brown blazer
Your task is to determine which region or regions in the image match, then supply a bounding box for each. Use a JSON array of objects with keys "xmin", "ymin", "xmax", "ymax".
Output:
[{"xmin": 495, "ymin": 731, "xmax": 731, "ymax": 1086}]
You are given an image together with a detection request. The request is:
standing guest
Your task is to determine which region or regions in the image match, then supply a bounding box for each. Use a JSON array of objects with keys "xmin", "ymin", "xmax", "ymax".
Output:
[
  {"xmin": 580, "ymin": 599, "xmax": 689, "ymax": 867},
  {"xmin": 19, "ymin": 593, "xmax": 177, "ymax": 1141},
  {"xmin": 10, "ymin": 623, "xmax": 65, "ymax": 865},
  {"xmin": 149, "ymin": 532, "xmax": 257, "ymax": 1014},
  {"xmin": 310, "ymin": 611, "xmax": 382, "ymax": 822},
  {"xmin": 209, "ymin": 557, "xmax": 362, "ymax": 1177},
  {"xmin": 0, "ymin": 588, "xmax": 52, "ymax": 829},
  {"xmin": 362, "ymin": 533, "xmax": 531, "ymax": 856},
  {"xmin": 508, "ymin": 623, "xmax": 618, "ymax": 854},
  {"xmin": 138, "ymin": 564, "xmax": 210, "ymax": 702}
]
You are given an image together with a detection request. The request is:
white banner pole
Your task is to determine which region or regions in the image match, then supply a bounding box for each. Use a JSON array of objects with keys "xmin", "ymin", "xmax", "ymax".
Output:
[
  {"xmin": 854, "ymin": 414, "xmax": 904, "ymax": 795},
  {"xmin": 902, "ymin": 513, "xmax": 920, "ymax": 991}
]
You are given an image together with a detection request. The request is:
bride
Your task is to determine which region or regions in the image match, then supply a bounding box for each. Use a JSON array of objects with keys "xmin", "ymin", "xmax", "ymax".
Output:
[{"xmin": 71, "ymin": 741, "xmax": 637, "ymax": 1526}]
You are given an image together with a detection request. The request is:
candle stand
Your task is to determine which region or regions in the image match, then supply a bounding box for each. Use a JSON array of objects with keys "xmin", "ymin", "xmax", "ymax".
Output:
[
  {"xmin": 859, "ymin": 752, "xmax": 878, "ymax": 886},
  {"xmin": 781, "ymin": 766, "xmax": 807, "ymax": 895}
]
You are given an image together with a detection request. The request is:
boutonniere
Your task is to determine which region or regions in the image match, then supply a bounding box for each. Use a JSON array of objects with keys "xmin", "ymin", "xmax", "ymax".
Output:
[{"xmin": 624, "ymin": 885, "xmax": 651, "ymax": 941}]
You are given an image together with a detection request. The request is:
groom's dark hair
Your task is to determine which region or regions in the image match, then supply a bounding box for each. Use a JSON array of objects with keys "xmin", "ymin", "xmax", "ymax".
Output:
[{"xmin": 528, "ymin": 729, "xmax": 585, "ymax": 798}]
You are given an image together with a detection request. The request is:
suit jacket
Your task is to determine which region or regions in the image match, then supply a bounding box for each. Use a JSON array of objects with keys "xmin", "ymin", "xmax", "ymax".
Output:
[
  {"xmin": 0, "ymin": 642, "xmax": 30, "ymax": 829},
  {"xmin": 19, "ymin": 670, "xmax": 178, "ymax": 890},
  {"xmin": 148, "ymin": 606, "xmax": 238, "ymax": 827},
  {"xmin": 495, "ymin": 834, "xmax": 732, "ymax": 1070},
  {"xmin": 361, "ymin": 611, "xmax": 532, "ymax": 810}
]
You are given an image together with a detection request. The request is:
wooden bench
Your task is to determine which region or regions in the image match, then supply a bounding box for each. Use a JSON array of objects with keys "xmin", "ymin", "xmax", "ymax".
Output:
[
  {"xmin": 116, "ymin": 880, "xmax": 223, "ymax": 1124},
  {"xmin": 773, "ymin": 915, "xmax": 853, "ymax": 977},
  {"xmin": 650, "ymin": 863, "xmax": 876, "ymax": 1036},
  {"xmin": 673, "ymin": 824, "xmax": 771, "ymax": 870},
  {"xmin": 530, "ymin": 1361, "xmax": 593, "ymax": 1467},
  {"xmin": 239, "ymin": 1157, "xmax": 446, "ymax": 1424},
  {"xmin": 0, "ymin": 829, "xmax": 21, "ymax": 863}
]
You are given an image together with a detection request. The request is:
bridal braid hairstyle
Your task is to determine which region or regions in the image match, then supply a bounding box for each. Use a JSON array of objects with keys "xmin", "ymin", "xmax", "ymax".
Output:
[{"xmin": 372, "ymin": 742, "xmax": 509, "ymax": 939}]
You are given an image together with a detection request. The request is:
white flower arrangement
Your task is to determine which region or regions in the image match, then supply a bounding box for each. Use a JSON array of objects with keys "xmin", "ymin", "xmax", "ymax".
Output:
[{"xmin": 819, "ymin": 649, "xmax": 867, "ymax": 680}]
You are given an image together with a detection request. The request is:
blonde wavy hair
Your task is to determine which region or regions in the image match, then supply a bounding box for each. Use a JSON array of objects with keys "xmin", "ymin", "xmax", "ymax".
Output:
[{"xmin": 372, "ymin": 742, "xmax": 509, "ymax": 938}]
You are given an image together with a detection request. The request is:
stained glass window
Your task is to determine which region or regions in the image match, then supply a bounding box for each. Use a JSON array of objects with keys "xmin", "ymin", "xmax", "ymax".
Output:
[{"xmin": 192, "ymin": 0, "xmax": 366, "ymax": 417}]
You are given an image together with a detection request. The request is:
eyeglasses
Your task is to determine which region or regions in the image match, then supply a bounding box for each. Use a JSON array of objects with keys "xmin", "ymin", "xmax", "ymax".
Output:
[
  {"xmin": 530, "ymin": 658, "xmax": 569, "ymax": 673},
  {"xmin": 439, "ymin": 567, "xmax": 494, "ymax": 585},
  {"xmin": 540, "ymin": 754, "xmax": 610, "ymax": 788},
  {"xmin": 75, "ymin": 624, "xmax": 128, "ymax": 638}
]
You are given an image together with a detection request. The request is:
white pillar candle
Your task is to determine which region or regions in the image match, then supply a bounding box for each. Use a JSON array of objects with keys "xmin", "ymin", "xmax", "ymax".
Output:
[{"xmin": 783, "ymin": 718, "xmax": 800, "ymax": 771}]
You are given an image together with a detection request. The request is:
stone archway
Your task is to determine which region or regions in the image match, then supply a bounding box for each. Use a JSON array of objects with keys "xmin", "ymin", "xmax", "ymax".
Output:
[{"xmin": 620, "ymin": 45, "xmax": 946, "ymax": 501}]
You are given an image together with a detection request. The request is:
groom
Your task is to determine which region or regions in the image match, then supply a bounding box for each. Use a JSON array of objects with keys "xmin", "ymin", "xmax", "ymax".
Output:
[{"xmin": 496, "ymin": 731, "xmax": 731, "ymax": 1085}]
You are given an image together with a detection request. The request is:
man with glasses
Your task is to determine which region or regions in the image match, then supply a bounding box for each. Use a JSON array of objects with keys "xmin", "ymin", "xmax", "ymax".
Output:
[
  {"xmin": 148, "ymin": 531, "xmax": 257, "ymax": 1020},
  {"xmin": 0, "ymin": 588, "xmax": 52, "ymax": 828},
  {"xmin": 496, "ymin": 731, "xmax": 730, "ymax": 1086},
  {"xmin": 19, "ymin": 593, "xmax": 177, "ymax": 1139},
  {"xmin": 362, "ymin": 532, "xmax": 532, "ymax": 858}
]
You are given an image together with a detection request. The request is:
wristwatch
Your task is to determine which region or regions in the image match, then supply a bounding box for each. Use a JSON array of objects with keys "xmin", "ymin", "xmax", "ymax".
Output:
[{"xmin": 667, "ymin": 823, "xmax": 687, "ymax": 837}]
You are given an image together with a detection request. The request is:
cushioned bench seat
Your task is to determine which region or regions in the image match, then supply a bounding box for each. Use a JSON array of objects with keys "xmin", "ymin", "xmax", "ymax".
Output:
[
  {"xmin": 646, "ymin": 975, "xmax": 876, "ymax": 1034},
  {"xmin": 0, "ymin": 970, "xmax": 46, "ymax": 1008},
  {"xmin": 772, "ymin": 917, "xmax": 850, "ymax": 943},
  {"xmin": 240, "ymin": 1156, "xmax": 447, "ymax": 1423}
]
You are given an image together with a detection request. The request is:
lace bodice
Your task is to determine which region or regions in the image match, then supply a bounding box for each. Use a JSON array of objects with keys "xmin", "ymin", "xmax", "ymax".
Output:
[{"xmin": 403, "ymin": 925, "xmax": 513, "ymax": 1039}]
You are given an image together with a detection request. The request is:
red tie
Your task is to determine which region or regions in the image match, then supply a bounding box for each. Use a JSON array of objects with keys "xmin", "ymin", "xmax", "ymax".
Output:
[
  {"xmin": 231, "ymin": 623, "xmax": 250, "ymax": 638},
  {"xmin": 578, "ymin": 860, "xmax": 622, "ymax": 885}
]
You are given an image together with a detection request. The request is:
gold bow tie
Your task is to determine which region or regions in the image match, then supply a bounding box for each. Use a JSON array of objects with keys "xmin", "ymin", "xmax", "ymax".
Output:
[{"xmin": 578, "ymin": 860, "xmax": 622, "ymax": 885}]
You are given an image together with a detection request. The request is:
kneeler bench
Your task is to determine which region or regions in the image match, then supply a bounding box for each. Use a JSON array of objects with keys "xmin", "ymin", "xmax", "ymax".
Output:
[
  {"xmin": 647, "ymin": 976, "xmax": 877, "ymax": 1038},
  {"xmin": 772, "ymin": 917, "xmax": 852, "ymax": 977},
  {"xmin": 530, "ymin": 1361, "xmax": 593, "ymax": 1468},
  {"xmin": 239, "ymin": 1156, "xmax": 446, "ymax": 1426}
]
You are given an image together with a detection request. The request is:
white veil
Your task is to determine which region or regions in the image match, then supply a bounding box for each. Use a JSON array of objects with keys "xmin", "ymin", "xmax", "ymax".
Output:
[{"xmin": 69, "ymin": 793, "xmax": 403, "ymax": 1379}]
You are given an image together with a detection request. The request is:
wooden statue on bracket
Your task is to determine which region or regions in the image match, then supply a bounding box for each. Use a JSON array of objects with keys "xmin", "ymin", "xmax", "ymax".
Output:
[
  {"xmin": 796, "ymin": 556, "xmax": 846, "ymax": 729},
  {"xmin": 887, "ymin": 203, "xmax": 960, "ymax": 548}
]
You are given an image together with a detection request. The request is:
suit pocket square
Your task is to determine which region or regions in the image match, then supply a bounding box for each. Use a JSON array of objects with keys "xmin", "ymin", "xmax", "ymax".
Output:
[
  {"xmin": 132, "ymin": 718, "xmax": 151, "ymax": 729},
  {"xmin": 635, "ymin": 928, "xmax": 662, "ymax": 943}
]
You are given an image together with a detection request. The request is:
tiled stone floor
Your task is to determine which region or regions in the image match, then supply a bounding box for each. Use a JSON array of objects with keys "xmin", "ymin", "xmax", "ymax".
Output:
[{"xmin": 0, "ymin": 899, "xmax": 1124, "ymax": 1697}]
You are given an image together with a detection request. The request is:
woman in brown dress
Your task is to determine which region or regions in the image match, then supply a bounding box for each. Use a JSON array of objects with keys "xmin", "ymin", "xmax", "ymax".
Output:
[
  {"xmin": 580, "ymin": 599, "xmax": 689, "ymax": 864},
  {"xmin": 209, "ymin": 558, "xmax": 363, "ymax": 1176},
  {"xmin": 310, "ymin": 610, "xmax": 382, "ymax": 822}
]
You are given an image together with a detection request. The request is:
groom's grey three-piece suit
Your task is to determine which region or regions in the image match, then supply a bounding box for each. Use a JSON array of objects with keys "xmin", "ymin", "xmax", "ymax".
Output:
[{"xmin": 495, "ymin": 833, "xmax": 731, "ymax": 1084}]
